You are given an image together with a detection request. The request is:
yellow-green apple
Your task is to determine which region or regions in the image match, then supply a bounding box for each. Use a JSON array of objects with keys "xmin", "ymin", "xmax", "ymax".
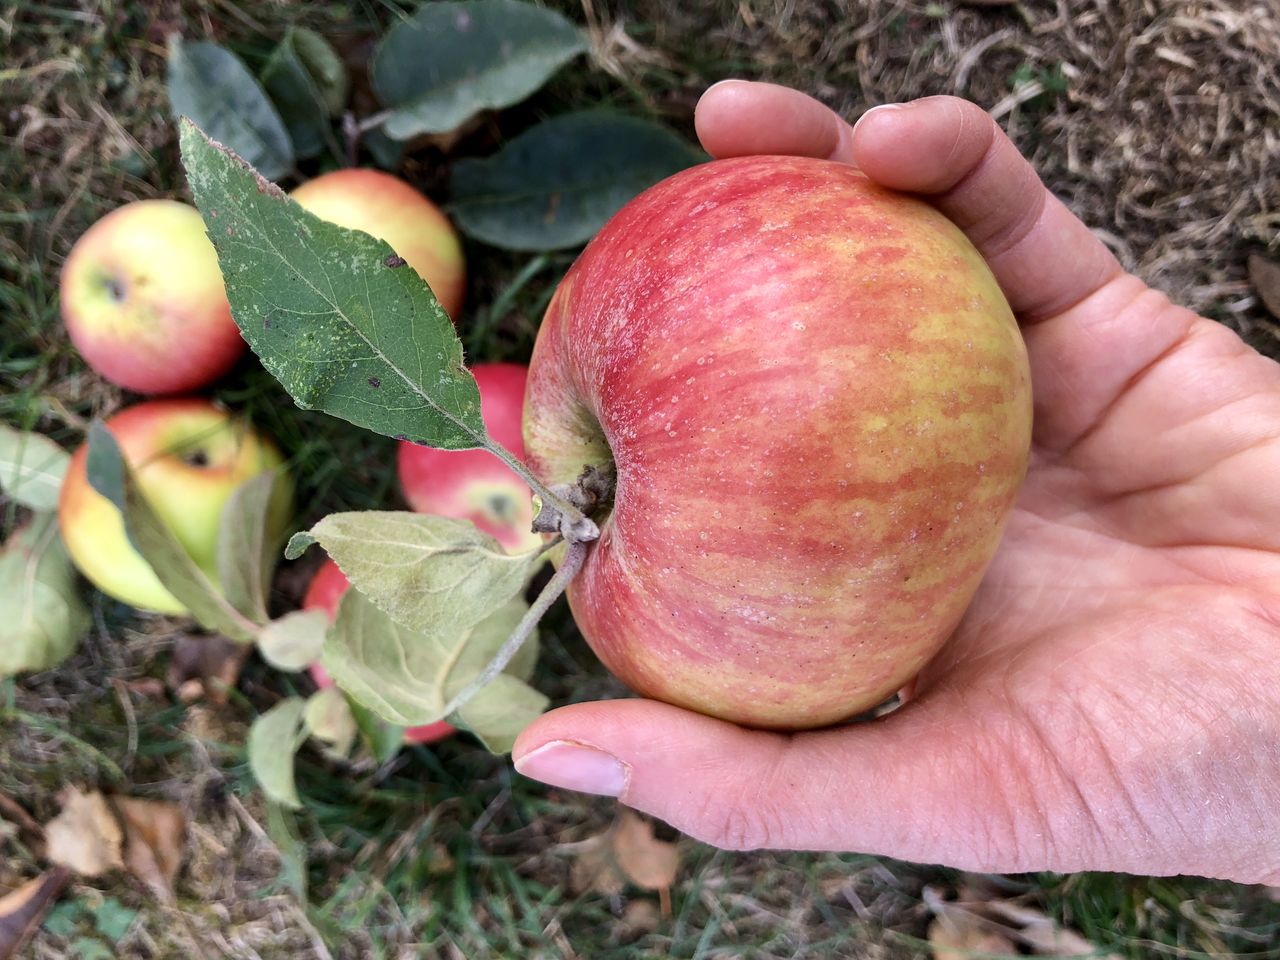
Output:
[
  {"xmin": 290, "ymin": 169, "xmax": 465, "ymax": 321},
  {"xmin": 303, "ymin": 559, "xmax": 455, "ymax": 746},
  {"xmin": 523, "ymin": 155, "xmax": 1033, "ymax": 730},
  {"xmin": 60, "ymin": 199, "xmax": 245, "ymax": 394},
  {"xmin": 397, "ymin": 362, "xmax": 541, "ymax": 554},
  {"xmin": 59, "ymin": 398, "xmax": 292, "ymax": 614}
]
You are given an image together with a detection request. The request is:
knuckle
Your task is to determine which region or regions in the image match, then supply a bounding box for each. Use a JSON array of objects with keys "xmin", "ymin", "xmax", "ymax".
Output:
[{"xmin": 696, "ymin": 793, "xmax": 788, "ymax": 851}]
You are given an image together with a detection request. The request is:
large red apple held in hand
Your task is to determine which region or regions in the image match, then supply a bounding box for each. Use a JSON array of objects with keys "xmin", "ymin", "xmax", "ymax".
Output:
[
  {"xmin": 523, "ymin": 155, "xmax": 1033, "ymax": 730},
  {"xmin": 60, "ymin": 199, "xmax": 246, "ymax": 394},
  {"xmin": 290, "ymin": 169, "xmax": 466, "ymax": 321},
  {"xmin": 398, "ymin": 363, "xmax": 542, "ymax": 554},
  {"xmin": 59, "ymin": 398, "xmax": 293, "ymax": 614},
  {"xmin": 303, "ymin": 559, "xmax": 455, "ymax": 746}
]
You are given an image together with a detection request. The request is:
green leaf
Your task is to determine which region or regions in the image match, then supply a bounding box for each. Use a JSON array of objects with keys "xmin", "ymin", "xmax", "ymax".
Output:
[
  {"xmin": 260, "ymin": 27, "xmax": 348, "ymax": 159},
  {"xmin": 248, "ymin": 697, "xmax": 308, "ymax": 809},
  {"xmin": 178, "ymin": 121, "xmax": 487, "ymax": 451},
  {"xmin": 0, "ymin": 425, "xmax": 70, "ymax": 511},
  {"xmin": 348, "ymin": 699, "xmax": 405, "ymax": 762},
  {"xmin": 263, "ymin": 802, "xmax": 309, "ymax": 902},
  {"xmin": 216, "ymin": 471, "xmax": 282, "ymax": 626},
  {"xmin": 0, "ymin": 513, "xmax": 90, "ymax": 678},
  {"xmin": 84, "ymin": 423, "xmax": 257, "ymax": 643},
  {"xmin": 91, "ymin": 898, "xmax": 138, "ymax": 943},
  {"xmin": 322, "ymin": 590, "xmax": 546, "ymax": 753},
  {"xmin": 450, "ymin": 110, "xmax": 704, "ymax": 251},
  {"xmin": 303, "ymin": 687, "xmax": 357, "ymax": 756},
  {"xmin": 292, "ymin": 511, "xmax": 537, "ymax": 636},
  {"xmin": 372, "ymin": 0, "xmax": 586, "ymax": 140},
  {"xmin": 257, "ymin": 609, "xmax": 328, "ymax": 672},
  {"xmin": 167, "ymin": 36, "xmax": 294, "ymax": 181}
]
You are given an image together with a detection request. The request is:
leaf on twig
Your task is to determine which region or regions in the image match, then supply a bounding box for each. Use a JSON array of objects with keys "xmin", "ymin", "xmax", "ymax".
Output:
[
  {"xmin": 302, "ymin": 687, "xmax": 357, "ymax": 757},
  {"xmin": 450, "ymin": 110, "xmax": 703, "ymax": 251},
  {"xmin": 0, "ymin": 513, "xmax": 90, "ymax": 680},
  {"xmin": 167, "ymin": 36, "xmax": 293, "ymax": 180},
  {"xmin": 178, "ymin": 121, "xmax": 486, "ymax": 451},
  {"xmin": 321, "ymin": 589, "xmax": 545, "ymax": 753},
  {"xmin": 372, "ymin": 0, "xmax": 586, "ymax": 140},
  {"xmin": 217, "ymin": 470, "xmax": 286, "ymax": 627},
  {"xmin": 248, "ymin": 697, "xmax": 309, "ymax": 809},
  {"xmin": 287, "ymin": 511, "xmax": 538, "ymax": 637},
  {"xmin": 0, "ymin": 426, "xmax": 70, "ymax": 511},
  {"xmin": 257, "ymin": 609, "xmax": 328, "ymax": 672}
]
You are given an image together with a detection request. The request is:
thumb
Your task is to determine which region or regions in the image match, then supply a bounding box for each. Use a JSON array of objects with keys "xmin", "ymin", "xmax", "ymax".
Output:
[{"xmin": 511, "ymin": 697, "xmax": 1066, "ymax": 869}]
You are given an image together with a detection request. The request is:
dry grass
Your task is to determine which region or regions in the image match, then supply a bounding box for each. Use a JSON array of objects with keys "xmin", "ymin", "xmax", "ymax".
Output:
[{"xmin": 3, "ymin": 0, "xmax": 1279, "ymax": 958}]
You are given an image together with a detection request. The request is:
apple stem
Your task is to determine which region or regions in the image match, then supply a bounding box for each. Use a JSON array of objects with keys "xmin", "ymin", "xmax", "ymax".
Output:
[
  {"xmin": 482, "ymin": 439, "xmax": 600, "ymax": 543},
  {"xmin": 439, "ymin": 538, "xmax": 589, "ymax": 721}
]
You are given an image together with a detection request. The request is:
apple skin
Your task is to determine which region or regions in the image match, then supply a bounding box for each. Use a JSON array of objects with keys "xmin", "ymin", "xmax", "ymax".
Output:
[
  {"xmin": 290, "ymin": 169, "xmax": 465, "ymax": 321},
  {"xmin": 523, "ymin": 155, "xmax": 1033, "ymax": 730},
  {"xmin": 58, "ymin": 399, "xmax": 293, "ymax": 615},
  {"xmin": 397, "ymin": 363, "xmax": 542, "ymax": 554},
  {"xmin": 303, "ymin": 559, "xmax": 455, "ymax": 746},
  {"xmin": 60, "ymin": 199, "xmax": 246, "ymax": 394}
]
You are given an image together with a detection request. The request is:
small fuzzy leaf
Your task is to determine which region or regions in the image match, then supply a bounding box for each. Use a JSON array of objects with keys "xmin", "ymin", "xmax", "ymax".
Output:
[
  {"xmin": 303, "ymin": 687, "xmax": 357, "ymax": 756},
  {"xmin": 298, "ymin": 511, "xmax": 537, "ymax": 636},
  {"xmin": 347, "ymin": 699, "xmax": 406, "ymax": 763},
  {"xmin": 167, "ymin": 36, "xmax": 293, "ymax": 180},
  {"xmin": 322, "ymin": 590, "xmax": 546, "ymax": 753},
  {"xmin": 84, "ymin": 424, "xmax": 257, "ymax": 643},
  {"xmin": 216, "ymin": 470, "xmax": 283, "ymax": 626},
  {"xmin": 248, "ymin": 697, "xmax": 308, "ymax": 809},
  {"xmin": 0, "ymin": 514, "xmax": 90, "ymax": 678},
  {"xmin": 257, "ymin": 609, "xmax": 328, "ymax": 672},
  {"xmin": 0, "ymin": 426, "xmax": 70, "ymax": 511},
  {"xmin": 372, "ymin": 0, "xmax": 586, "ymax": 140},
  {"xmin": 450, "ymin": 110, "xmax": 703, "ymax": 251},
  {"xmin": 260, "ymin": 27, "xmax": 348, "ymax": 159},
  {"xmin": 178, "ymin": 121, "xmax": 487, "ymax": 451}
]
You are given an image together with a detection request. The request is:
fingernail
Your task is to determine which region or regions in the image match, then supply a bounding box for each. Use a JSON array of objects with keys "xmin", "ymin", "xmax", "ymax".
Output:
[
  {"xmin": 704, "ymin": 78, "xmax": 748, "ymax": 95},
  {"xmin": 852, "ymin": 103, "xmax": 905, "ymax": 136},
  {"xmin": 514, "ymin": 740, "xmax": 630, "ymax": 798}
]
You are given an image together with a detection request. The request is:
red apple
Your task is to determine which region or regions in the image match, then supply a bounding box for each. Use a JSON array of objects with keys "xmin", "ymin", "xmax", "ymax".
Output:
[
  {"xmin": 397, "ymin": 363, "xmax": 541, "ymax": 554},
  {"xmin": 60, "ymin": 199, "xmax": 245, "ymax": 394},
  {"xmin": 523, "ymin": 156, "xmax": 1032, "ymax": 730},
  {"xmin": 59, "ymin": 398, "xmax": 292, "ymax": 614},
  {"xmin": 303, "ymin": 559, "xmax": 455, "ymax": 745},
  {"xmin": 290, "ymin": 169, "xmax": 465, "ymax": 321}
]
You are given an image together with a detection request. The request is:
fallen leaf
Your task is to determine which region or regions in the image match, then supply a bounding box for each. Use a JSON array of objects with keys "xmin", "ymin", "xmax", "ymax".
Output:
[
  {"xmin": 0, "ymin": 869, "xmax": 72, "ymax": 960},
  {"xmin": 166, "ymin": 634, "xmax": 250, "ymax": 704},
  {"xmin": 980, "ymin": 899, "xmax": 1109, "ymax": 956},
  {"xmin": 928, "ymin": 913, "xmax": 1017, "ymax": 960},
  {"xmin": 612, "ymin": 808, "xmax": 679, "ymax": 892},
  {"xmin": 111, "ymin": 797, "xmax": 185, "ymax": 904},
  {"xmin": 924, "ymin": 884, "xmax": 1120, "ymax": 959},
  {"xmin": 1248, "ymin": 254, "xmax": 1280, "ymax": 319},
  {"xmin": 569, "ymin": 831, "xmax": 624, "ymax": 898},
  {"xmin": 614, "ymin": 898, "xmax": 661, "ymax": 942},
  {"xmin": 44, "ymin": 788, "xmax": 123, "ymax": 877}
]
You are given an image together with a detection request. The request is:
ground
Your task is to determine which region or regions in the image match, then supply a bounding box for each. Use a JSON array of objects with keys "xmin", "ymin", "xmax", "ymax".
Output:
[{"xmin": 2, "ymin": 1, "xmax": 1279, "ymax": 958}]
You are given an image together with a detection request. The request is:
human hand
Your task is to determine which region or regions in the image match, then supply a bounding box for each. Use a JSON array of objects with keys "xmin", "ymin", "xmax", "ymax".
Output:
[{"xmin": 513, "ymin": 81, "xmax": 1280, "ymax": 885}]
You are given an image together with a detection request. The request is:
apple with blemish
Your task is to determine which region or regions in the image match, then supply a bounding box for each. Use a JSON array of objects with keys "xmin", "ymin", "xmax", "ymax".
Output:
[
  {"xmin": 60, "ymin": 200, "xmax": 245, "ymax": 394},
  {"xmin": 58, "ymin": 398, "xmax": 293, "ymax": 614},
  {"xmin": 290, "ymin": 169, "xmax": 466, "ymax": 321},
  {"xmin": 523, "ymin": 155, "xmax": 1033, "ymax": 730},
  {"xmin": 303, "ymin": 559, "xmax": 455, "ymax": 746},
  {"xmin": 397, "ymin": 363, "xmax": 541, "ymax": 554}
]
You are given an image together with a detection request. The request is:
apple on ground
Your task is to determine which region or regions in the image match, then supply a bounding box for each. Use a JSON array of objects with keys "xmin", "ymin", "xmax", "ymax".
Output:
[
  {"xmin": 60, "ymin": 199, "xmax": 245, "ymax": 394},
  {"xmin": 290, "ymin": 169, "xmax": 466, "ymax": 322},
  {"xmin": 59, "ymin": 398, "xmax": 293, "ymax": 614},
  {"xmin": 398, "ymin": 362, "xmax": 542, "ymax": 554},
  {"xmin": 523, "ymin": 155, "xmax": 1032, "ymax": 730},
  {"xmin": 302, "ymin": 558, "xmax": 455, "ymax": 746}
]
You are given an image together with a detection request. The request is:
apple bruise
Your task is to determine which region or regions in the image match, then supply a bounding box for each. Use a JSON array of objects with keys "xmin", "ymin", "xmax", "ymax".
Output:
[{"xmin": 523, "ymin": 156, "xmax": 1032, "ymax": 730}]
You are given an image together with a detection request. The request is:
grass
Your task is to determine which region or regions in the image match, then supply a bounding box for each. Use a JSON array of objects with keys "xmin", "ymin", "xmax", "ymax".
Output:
[{"xmin": 3, "ymin": 0, "xmax": 1279, "ymax": 958}]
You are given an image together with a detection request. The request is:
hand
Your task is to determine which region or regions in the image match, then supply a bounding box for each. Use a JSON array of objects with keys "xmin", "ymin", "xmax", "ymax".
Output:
[{"xmin": 513, "ymin": 81, "xmax": 1280, "ymax": 885}]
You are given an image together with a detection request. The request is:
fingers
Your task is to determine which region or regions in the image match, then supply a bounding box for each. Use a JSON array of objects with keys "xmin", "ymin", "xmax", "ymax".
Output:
[
  {"xmin": 512, "ymin": 697, "xmax": 1097, "ymax": 872},
  {"xmin": 695, "ymin": 80, "xmax": 853, "ymax": 162},
  {"xmin": 694, "ymin": 82, "xmax": 1122, "ymax": 325}
]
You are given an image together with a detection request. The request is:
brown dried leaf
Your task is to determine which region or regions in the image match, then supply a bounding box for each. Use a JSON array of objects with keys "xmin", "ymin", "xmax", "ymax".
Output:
[
  {"xmin": 111, "ymin": 797, "xmax": 185, "ymax": 904},
  {"xmin": 0, "ymin": 869, "xmax": 72, "ymax": 960},
  {"xmin": 43, "ymin": 788, "xmax": 123, "ymax": 877},
  {"xmin": 0, "ymin": 794, "xmax": 44, "ymax": 856},
  {"xmin": 614, "ymin": 898, "xmax": 661, "ymax": 943},
  {"xmin": 569, "ymin": 832, "xmax": 624, "ymax": 897},
  {"xmin": 166, "ymin": 634, "xmax": 249, "ymax": 705},
  {"xmin": 1248, "ymin": 254, "xmax": 1280, "ymax": 319},
  {"xmin": 611, "ymin": 808, "xmax": 679, "ymax": 892},
  {"xmin": 927, "ymin": 914, "xmax": 1017, "ymax": 960},
  {"xmin": 926, "ymin": 883, "xmax": 1120, "ymax": 959},
  {"xmin": 979, "ymin": 899, "xmax": 1113, "ymax": 956}
]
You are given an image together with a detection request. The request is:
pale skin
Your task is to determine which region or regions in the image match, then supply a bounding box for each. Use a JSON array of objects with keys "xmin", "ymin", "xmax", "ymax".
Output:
[{"xmin": 512, "ymin": 81, "xmax": 1280, "ymax": 885}]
